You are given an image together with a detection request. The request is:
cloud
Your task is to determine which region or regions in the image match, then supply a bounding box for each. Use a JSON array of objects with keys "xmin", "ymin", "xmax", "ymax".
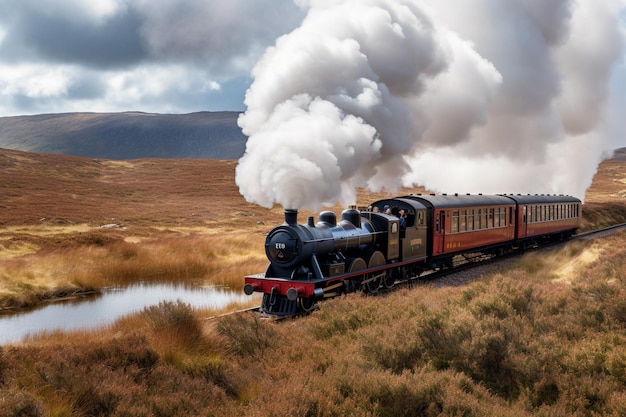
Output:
[
  {"xmin": 236, "ymin": 0, "xmax": 626, "ymax": 211},
  {"xmin": 0, "ymin": 1, "xmax": 145, "ymax": 68},
  {"xmin": 0, "ymin": 0, "xmax": 305, "ymax": 115}
]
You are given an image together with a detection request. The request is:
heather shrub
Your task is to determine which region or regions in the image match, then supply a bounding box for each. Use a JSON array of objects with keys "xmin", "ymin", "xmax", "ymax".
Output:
[
  {"xmin": 83, "ymin": 334, "xmax": 159, "ymax": 372},
  {"xmin": 0, "ymin": 390, "xmax": 43, "ymax": 417},
  {"xmin": 417, "ymin": 312, "xmax": 470, "ymax": 372},
  {"xmin": 217, "ymin": 313, "xmax": 276, "ymax": 357},
  {"xmin": 142, "ymin": 300, "xmax": 201, "ymax": 337},
  {"xmin": 308, "ymin": 293, "xmax": 382, "ymax": 340},
  {"xmin": 359, "ymin": 318, "xmax": 424, "ymax": 373},
  {"xmin": 1, "ymin": 335, "xmax": 230, "ymax": 416}
]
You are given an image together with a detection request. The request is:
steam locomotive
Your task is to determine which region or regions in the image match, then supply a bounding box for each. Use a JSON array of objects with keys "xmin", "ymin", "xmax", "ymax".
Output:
[{"xmin": 244, "ymin": 193, "xmax": 581, "ymax": 315}]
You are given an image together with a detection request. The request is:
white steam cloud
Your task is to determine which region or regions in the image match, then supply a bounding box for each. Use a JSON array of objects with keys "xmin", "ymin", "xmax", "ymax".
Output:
[{"xmin": 236, "ymin": 0, "xmax": 624, "ymax": 211}]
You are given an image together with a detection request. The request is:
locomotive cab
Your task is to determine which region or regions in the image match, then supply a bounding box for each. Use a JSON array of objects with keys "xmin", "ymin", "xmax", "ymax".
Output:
[{"xmin": 369, "ymin": 198, "xmax": 428, "ymax": 263}]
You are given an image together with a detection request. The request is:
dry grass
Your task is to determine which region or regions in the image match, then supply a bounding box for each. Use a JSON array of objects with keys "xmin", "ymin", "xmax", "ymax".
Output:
[{"xmin": 0, "ymin": 232, "xmax": 267, "ymax": 310}]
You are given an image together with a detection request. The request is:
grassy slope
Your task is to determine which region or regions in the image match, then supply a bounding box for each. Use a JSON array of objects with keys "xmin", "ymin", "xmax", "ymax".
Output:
[{"xmin": 0, "ymin": 147, "xmax": 625, "ymax": 416}]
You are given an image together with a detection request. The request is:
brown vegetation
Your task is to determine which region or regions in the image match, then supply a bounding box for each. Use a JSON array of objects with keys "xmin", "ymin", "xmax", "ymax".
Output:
[
  {"xmin": 0, "ymin": 147, "xmax": 625, "ymax": 416},
  {"xmin": 2, "ymin": 229, "xmax": 625, "ymax": 416}
]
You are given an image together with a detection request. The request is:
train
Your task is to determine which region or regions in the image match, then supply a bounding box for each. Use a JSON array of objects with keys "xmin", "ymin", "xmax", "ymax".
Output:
[{"xmin": 243, "ymin": 193, "xmax": 582, "ymax": 315}]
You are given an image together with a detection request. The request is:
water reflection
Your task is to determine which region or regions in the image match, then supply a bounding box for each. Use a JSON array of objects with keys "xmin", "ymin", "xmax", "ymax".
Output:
[{"xmin": 0, "ymin": 284, "xmax": 260, "ymax": 345}]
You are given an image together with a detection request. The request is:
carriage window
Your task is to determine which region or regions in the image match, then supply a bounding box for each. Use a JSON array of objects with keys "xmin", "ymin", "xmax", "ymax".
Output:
[
  {"xmin": 436, "ymin": 213, "xmax": 440, "ymax": 232},
  {"xmin": 481, "ymin": 209, "xmax": 487, "ymax": 229},
  {"xmin": 452, "ymin": 211, "xmax": 459, "ymax": 233},
  {"xmin": 467, "ymin": 209, "xmax": 474, "ymax": 231},
  {"xmin": 460, "ymin": 210, "xmax": 466, "ymax": 232},
  {"xmin": 509, "ymin": 207, "xmax": 513, "ymax": 225},
  {"xmin": 500, "ymin": 207, "xmax": 506, "ymax": 227},
  {"xmin": 488, "ymin": 208, "xmax": 494, "ymax": 228}
]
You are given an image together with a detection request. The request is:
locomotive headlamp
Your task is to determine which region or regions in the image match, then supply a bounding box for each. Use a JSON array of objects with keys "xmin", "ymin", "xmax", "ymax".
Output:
[{"xmin": 266, "ymin": 228, "xmax": 299, "ymax": 265}]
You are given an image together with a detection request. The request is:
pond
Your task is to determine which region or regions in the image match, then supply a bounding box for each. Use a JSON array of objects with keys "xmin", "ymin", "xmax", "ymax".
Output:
[{"xmin": 0, "ymin": 284, "xmax": 261, "ymax": 345}]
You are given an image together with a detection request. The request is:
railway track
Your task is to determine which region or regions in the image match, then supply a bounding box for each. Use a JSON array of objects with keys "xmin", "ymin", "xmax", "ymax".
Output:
[
  {"xmin": 213, "ymin": 222, "xmax": 626, "ymax": 321},
  {"xmin": 574, "ymin": 222, "xmax": 626, "ymax": 240}
]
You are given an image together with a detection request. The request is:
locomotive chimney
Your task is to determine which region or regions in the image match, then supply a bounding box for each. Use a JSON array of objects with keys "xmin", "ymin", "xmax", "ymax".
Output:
[{"xmin": 284, "ymin": 209, "xmax": 298, "ymax": 226}]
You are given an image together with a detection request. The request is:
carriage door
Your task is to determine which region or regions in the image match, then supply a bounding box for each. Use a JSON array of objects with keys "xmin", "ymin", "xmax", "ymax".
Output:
[
  {"xmin": 435, "ymin": 210, "xmax": 445, "ymax": 255},
  {"xmin": 520, "ymin": 205, "xmax": 528, "ymax": 238}
]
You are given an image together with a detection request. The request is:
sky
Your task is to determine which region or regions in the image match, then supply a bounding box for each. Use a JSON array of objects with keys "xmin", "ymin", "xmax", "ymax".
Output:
[
  {"xmin": 1, "ymin": 0, "xmax": 626, "ymax": 208},
  {"xmin": 0, "ymin": 0, "xmax": 306, "ymax": 115},
  {"xmin": 0, "ymin": 1, "xmax": 623, "ymax": 129}
]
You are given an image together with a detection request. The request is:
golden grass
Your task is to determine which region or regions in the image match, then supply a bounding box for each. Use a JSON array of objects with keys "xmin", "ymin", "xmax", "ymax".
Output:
[
  {"xmin": 0, "ymin": 240, "xmax": 40, "ymax": 260},
  {"xmin": 1, "ymin": 224, "xmax": 92, "ymax": 237},
  {"xmin": 0, "ymin": 231, "xmax": 267, "ymax": 310}
]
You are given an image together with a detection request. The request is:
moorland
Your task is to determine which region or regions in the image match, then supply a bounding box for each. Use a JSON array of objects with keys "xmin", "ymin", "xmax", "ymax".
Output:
[{"xmin": 1, "ymin": 147, "xmax": 626, "ymax": 416}]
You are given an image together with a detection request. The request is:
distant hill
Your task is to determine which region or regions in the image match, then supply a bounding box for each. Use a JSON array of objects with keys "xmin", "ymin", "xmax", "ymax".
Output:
[{"xmin": 0, "ymin": 111, "xmax": 247, "ymax": 160}]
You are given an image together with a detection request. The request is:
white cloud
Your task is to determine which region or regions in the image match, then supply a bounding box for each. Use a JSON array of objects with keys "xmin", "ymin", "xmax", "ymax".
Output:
[{"xmin": 0, "ymin": 64, "xmax": 71, "ymax": 98}]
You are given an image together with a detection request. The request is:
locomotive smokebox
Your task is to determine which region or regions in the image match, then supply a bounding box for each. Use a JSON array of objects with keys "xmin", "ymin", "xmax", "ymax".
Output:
[{"xmin": 284, "ymin": 209, "xmax": 298, "ymax": 226}]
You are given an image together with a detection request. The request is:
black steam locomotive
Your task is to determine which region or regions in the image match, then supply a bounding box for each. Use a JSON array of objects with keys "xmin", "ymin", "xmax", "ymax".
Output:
[{"xmin": 244, "ymin": 194, "xmax": 581, "ymax": 315}]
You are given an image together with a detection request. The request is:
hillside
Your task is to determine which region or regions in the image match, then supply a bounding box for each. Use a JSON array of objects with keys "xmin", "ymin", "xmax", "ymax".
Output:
[
  {"xmin": 0, "ymin": 148, "xmax": 430, "ymax": 228},
  {"xmin": 0, "ymin": 148, "xmax": 258, "ymax": 228},
  {"xmin": 0, "ymin": 111, "xmax": 247, "ymax": 160},
  {"xmin": 0, "ymin": 147, "xmax": 625, "ymax": 228}
]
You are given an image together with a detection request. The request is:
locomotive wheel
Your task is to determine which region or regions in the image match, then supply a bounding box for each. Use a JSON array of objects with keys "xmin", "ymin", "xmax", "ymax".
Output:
[
  {"xmin": 365, "ymin": 251, "xmax": 386, "ymax": 293},
  {"xmin": 366, "ymin": 277, "xmax": 381, "ymax": 293},
  {"xmin": 383, "ymin": 269, "xmax": 396, "ymax": 289},
  {"xmin": 346, "ymin": 257, "xmax": 367, "ymax": 293},
  {"xmin": 347, "ymin": 257, "xmax": 367, "ymax": 272}
]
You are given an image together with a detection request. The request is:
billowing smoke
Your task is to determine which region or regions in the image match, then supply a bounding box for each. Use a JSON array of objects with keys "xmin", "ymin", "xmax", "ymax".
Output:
[{"xmin": 236, "ymin": 0, "xmax": 624, "ymax": 211}]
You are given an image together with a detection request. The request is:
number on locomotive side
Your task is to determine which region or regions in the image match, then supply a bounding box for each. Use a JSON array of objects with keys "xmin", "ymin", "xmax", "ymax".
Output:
[{"xmin": 275, "ymin": 242, "xmax": 286, "ymax": 250}]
